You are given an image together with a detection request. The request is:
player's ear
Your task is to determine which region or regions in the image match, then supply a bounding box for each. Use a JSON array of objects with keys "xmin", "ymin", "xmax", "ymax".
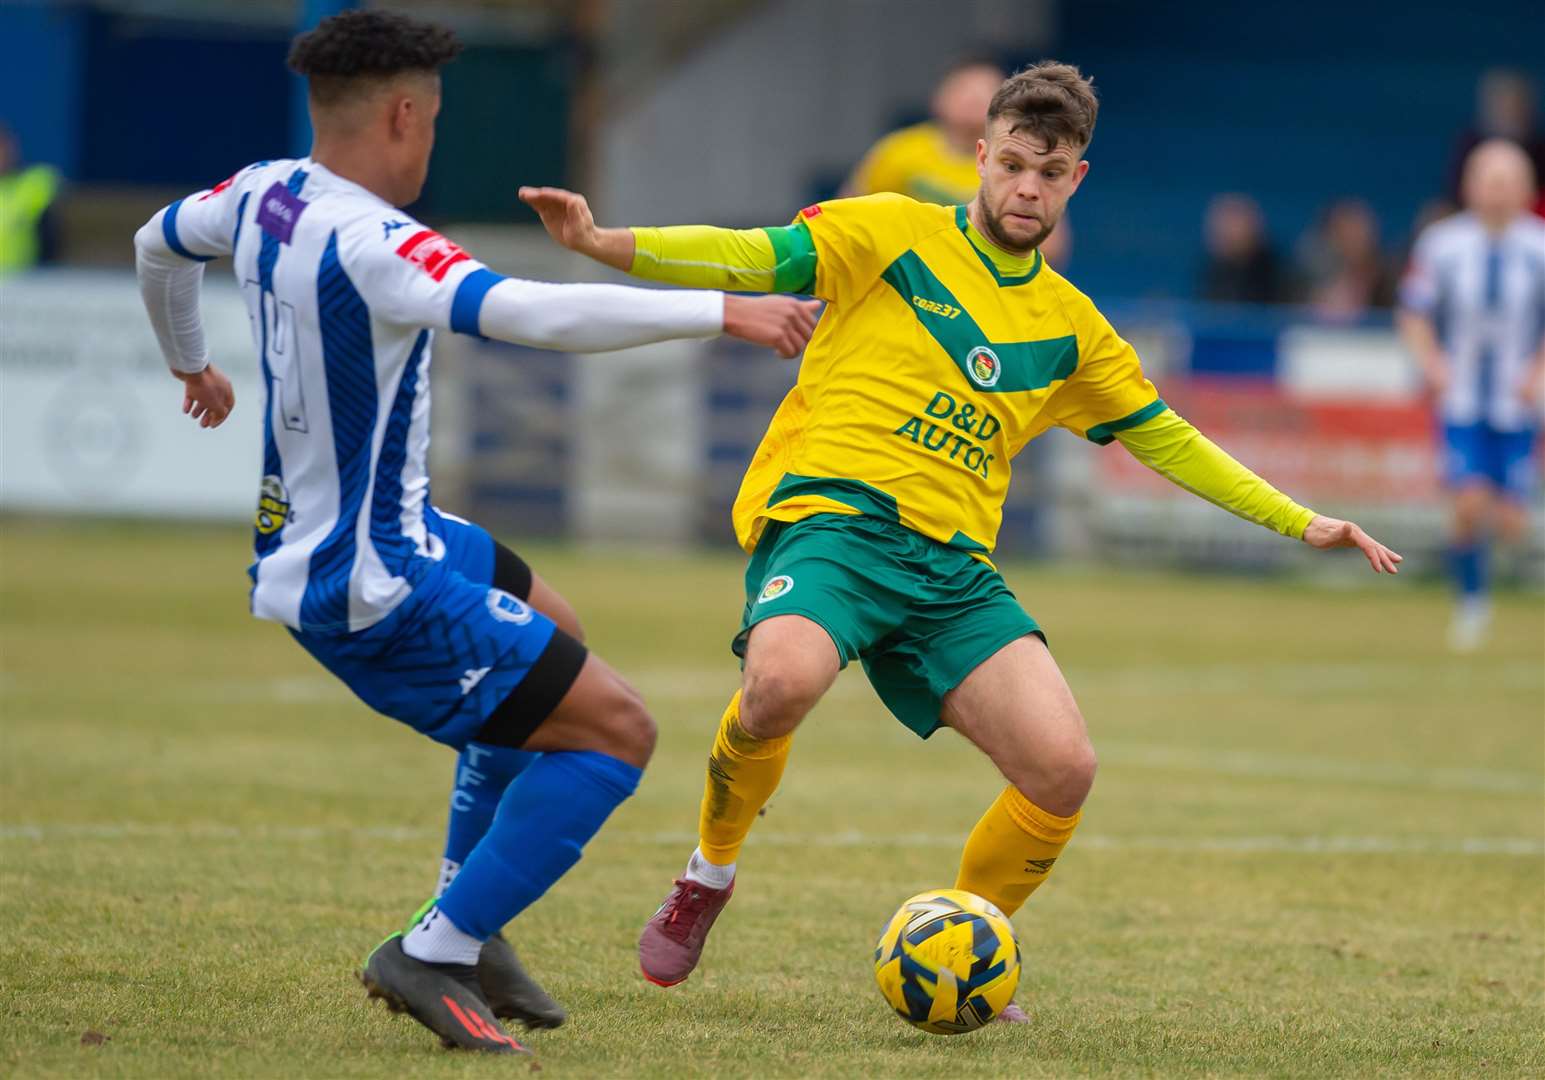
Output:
[
  {"xmin": 1070, "ymin": 159, "xmax": 1090, "ymax": 190},
  {"xmin": 976, "ymin": 137, "xmax": 988, "ymax": 179},
  {"xmin": 389, "ymin": 95, "xmax": 415, "ymax": 141}
]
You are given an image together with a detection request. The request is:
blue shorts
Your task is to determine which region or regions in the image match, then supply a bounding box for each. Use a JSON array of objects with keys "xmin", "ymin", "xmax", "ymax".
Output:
[
  {"xmin": 1443, "ymin": 423, "xmax": 1539, "ymax": 501},
  {"xmin": 290, "ymin": 511, "xmax": 587, "ymax": 750}
]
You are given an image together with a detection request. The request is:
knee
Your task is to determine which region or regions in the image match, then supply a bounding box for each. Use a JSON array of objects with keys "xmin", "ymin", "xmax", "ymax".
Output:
[
  {"xmin": 1018, "ymin": 740, "xmax": 1097, "ymax": 818},
  {"xmin": 740, "ymin": 669, "xmax": 821, "ymax": 739},
  {"xmin": 1453, "ymin": 489, "xmax": 1492, "ymax": 535},
  {"xmin": 604, "ymin": 678, "xmax": 657, "ymax": 765}
]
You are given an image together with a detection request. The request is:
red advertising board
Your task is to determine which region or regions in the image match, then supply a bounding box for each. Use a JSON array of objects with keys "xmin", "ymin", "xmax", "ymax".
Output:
[{"xmin": 1099, "ymin": 380, "xmax": 1443, "ymax": 504}]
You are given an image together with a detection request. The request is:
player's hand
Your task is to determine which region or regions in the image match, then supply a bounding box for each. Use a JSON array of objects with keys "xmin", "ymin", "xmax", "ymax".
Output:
[
  {"xmin": 1517, "ymin": 360, "xmax": 1545, "ymax": 407},
  {"xmin": 1422, "ymin": 357, "xmax": 1449, "ymax": 399},
  {"xmin": 518, "ymin": 186, "xmax": 599, "ymax": 255},
  {"xmin": 1301, "ymin": 514, "xmax": 1402, "ymax": 574},
  {"xmin": 174, "ymin": 363, "xmax": 235, "ymax": 429},
  {"xmin": 723, "ymin": 295, "xmax": 823, "ymax": 359}
]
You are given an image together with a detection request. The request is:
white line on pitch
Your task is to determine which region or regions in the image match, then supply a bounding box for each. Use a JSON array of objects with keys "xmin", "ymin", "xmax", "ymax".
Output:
[{"xmin": 0, "ymin": 823, "xmax": 1538, "ymax": 856}]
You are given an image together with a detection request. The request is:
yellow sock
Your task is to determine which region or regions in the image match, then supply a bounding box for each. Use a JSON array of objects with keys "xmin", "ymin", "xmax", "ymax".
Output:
[
  {"xmin": 697, "ymin": 690, "xmax": 792, "ymax": 864},
  {"xmin": 954, "ymin": 786, "xmax": 1081, "ymax": 916}
]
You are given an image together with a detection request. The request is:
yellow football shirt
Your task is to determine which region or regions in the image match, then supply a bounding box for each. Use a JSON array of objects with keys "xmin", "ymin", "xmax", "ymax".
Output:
[
  {"xmin": 732, "ymin": 193, "xmax": 1163, "ymax": 556},
  {"xmin": 847, "ymin": 123, "xmax": 981, "ymax": 205}
]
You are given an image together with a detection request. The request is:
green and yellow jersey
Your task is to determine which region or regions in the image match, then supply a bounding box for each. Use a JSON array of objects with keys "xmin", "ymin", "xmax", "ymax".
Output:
[
  {"xmin": 847, "ymin": 123, "xmax": 981, "ymax": 205},
  {"xmin": 627, "ymin": 193, "xmax": 1316, "ymax": 557}
]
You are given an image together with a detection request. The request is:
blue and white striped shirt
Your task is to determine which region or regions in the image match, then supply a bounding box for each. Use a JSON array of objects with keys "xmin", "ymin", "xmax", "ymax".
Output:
[{"xmin": 1402, "ymin": 211, "xmax": 1545, "ymax": 431}]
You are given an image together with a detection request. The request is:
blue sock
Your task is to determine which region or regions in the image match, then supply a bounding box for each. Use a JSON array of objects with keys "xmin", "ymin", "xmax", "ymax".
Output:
[
  {"xmin": 437, "ymin": 742, "xmax": 538, "ymax": 895},
  {"xmin": 1450, "ymin": 542, "xmax": 1487, "ymax": 599},
  {"xmin": 436, "ymin": 750, "xmax": 642, "ymax": 939}
]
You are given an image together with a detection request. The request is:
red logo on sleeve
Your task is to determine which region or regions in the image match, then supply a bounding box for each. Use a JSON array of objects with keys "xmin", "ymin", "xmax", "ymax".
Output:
[
  {"xmin": 395, "ymin": 229, "xmax": 471, "ymax": 282},
  {"xmin": 199, "ymin": 172, "xmax": 240, "ymax": 201},
  {"xmin": 800, "ymin": 204, "xmax": 823, "ymax": 219}
]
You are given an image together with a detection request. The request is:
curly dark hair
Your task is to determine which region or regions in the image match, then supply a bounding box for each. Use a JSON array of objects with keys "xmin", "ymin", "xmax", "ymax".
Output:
[
  {"xmin": 288, "ymin": 10, "xmax": 462, "ymax": 104},
  {"xmin": 987, "ymin": 61, "xmax": 1099, "ymax": 152}
]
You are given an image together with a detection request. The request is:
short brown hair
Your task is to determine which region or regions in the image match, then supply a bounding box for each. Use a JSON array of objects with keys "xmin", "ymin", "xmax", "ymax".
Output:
[{"xmin": 987, "ymin": 61, "xmax": 1098, "ymax": 152}]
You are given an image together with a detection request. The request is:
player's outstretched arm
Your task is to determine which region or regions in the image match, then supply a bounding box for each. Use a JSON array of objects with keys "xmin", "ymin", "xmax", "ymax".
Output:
[
  {"xmin": 518, "ymin": 186, "xmax": 816, "ymax": 295},
  {"xmin": 476, "ymin": 279, "xmax": 818, "ymax": 359},
  {"xmin": 1115, "ymin": 409, "xmax": 1402, "ymax": 575},
  {"xmin": 134, "ymin": 206, "xmax": 236, "ymax": 429}
]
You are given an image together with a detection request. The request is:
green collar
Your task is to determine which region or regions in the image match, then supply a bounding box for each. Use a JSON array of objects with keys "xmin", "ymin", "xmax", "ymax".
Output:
[{"xmin": 955, "ymin": 204, "xmax": 1043, "ymax": 287}]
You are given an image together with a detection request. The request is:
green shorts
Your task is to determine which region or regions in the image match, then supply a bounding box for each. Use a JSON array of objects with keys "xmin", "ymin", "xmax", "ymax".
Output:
[{"xmin": 733, "ymin": 513, "xmax": 1042, "ymax": 739}]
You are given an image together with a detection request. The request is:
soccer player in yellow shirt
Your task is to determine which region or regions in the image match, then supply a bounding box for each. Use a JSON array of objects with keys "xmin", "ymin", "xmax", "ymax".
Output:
[
  {"xmin": 522, "ymin": 61, "xmax": 1402, "ymax": 1020},
  {"xmin": 843, "ymin": 57, "xmax": 1004, "ymax": 205}
]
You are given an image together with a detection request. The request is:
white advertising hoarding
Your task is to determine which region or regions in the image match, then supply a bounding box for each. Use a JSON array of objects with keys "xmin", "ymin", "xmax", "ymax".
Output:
[{"xmin": 1, "ymin": 270, "xmax": 263, "ymax": 519}]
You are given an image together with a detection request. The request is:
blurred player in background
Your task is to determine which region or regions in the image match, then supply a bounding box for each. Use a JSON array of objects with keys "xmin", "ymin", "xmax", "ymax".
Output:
[
  {"xmin": 1399, "ymin": 139, "xmax": 1545, "ymax": 652},
  {"xmin": 131, "ymin": 10, "xmax": 816, "ymax": 1055},
  {"xmin": 843, "ymin": 57, "xmax": 1070, "ymax": 269},
  {"xmin": 524, "ymin": 61, "xmax": 1401, "ymax": 1022}
]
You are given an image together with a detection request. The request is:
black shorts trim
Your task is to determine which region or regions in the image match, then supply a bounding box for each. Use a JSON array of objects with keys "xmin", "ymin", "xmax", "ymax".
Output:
[
  {"xmin": 474, "ymin": 629, "xmax": 588, "ymax": 748},
  {"xmin": 492, "ymin": 541, "xmax": 534, "ymax": 600}
]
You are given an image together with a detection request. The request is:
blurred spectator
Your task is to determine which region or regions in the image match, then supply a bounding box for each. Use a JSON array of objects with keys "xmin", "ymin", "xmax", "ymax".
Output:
[
  {"xmin": 1295, "ymin": 198, "xmax": 1397, "ymax": 319},
  {"xmin": 842, "ymin": 56, "xmax": 1071, "ymax": 269},
  {"xmin": 1198, "ymin": 193, "xmax": 1284, "ymax": 304},
  {"xmin": 1446, "ymin": 69, "xmax": 1545, "ymax": 216},
  {"xmin": 844, "ymin": 56, "xmax": 1003, "ymax": 204},
  {"xmin": 0, "ymin": 124, "xmax": 61, "ymax": 274}
]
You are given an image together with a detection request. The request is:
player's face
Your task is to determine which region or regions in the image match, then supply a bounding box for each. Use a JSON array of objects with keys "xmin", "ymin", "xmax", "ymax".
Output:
[
  {"xmin": 974, "ymin": 121, "xmax": 1088, "ymax": 254},
  {"xmin": 1463, "ymin": 144, "xmax": 1535, "ymax": 223}
]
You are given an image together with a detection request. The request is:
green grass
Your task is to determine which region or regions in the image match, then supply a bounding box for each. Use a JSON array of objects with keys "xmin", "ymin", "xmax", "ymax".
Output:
[{"xmin": 1, "ymin": 517, "xmax": 1541, "ymax": 1078}]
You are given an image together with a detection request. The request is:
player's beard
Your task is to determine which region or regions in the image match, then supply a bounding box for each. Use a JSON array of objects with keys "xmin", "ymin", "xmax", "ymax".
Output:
[{"xmin": 979, "ymin": 198, "xmax": 1056, "ymax": 255}]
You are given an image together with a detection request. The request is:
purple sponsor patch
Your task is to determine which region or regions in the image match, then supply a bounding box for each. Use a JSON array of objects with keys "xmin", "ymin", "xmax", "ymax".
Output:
[{"xmin": 256, "ymin": 182, "xmax": 307, "ymax": 244}]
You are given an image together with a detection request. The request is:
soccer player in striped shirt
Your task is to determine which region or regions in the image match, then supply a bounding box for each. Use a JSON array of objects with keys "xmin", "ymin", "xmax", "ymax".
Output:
[
  {"xmin": 132, "ymin": 10, "xmax": 817, "ymax": 1055},
  {"xmin": 1399, "ymin": 139, "xmax": 1545, "ymax": 651},
  {"xmin": 524, "ymin": 61, "xmax": 1402, "ymax": 1023}
]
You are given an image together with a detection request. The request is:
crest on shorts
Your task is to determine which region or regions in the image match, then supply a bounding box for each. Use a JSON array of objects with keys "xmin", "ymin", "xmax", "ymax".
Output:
[
  {"xmin": 966, "ymin": 345, "xmax": 1002, "ymax": 388},
  {"xmin": 254, "ymin": 474, "xmax": 290, "ymax": 535},
  {"xmin": 757, "ymin": 575, "xmax": 794, "ymax": 603},
  {"xmin": 486, "ymin": 589, "xmax": 534, "ymax": 625}
]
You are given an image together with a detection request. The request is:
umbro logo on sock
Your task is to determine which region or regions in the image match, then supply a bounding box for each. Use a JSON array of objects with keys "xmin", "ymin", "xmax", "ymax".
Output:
[
  {"xmin": 459, "ymin": 667, "xmax": 491, "ymax": 695},
  {"xmin": 1024, "ymin": 857, "xmax": 1057, "ymax": 875}
]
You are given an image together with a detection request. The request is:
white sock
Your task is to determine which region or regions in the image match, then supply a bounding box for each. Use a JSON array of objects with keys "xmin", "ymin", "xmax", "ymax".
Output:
[
  {"xmin": 435, "ymin": 857, "xmax": 460, "ymax": 899},
  {"xmin": 683, "ymin": 846, "xmax": 736, "ymax": 890},
  {"xmin": 401, "ymin": 905, "xmax": 482, "ymax": 966}
]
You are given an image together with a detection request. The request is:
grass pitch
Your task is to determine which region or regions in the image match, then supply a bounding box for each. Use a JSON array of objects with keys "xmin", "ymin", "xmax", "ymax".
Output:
[{"xmin": 1, "ymin": 517, "xmax": 1541, "ymax": 1078}]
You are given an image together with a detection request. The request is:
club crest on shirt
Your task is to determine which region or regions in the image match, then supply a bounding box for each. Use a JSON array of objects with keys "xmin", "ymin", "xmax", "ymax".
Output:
[
  {"xmin": 396, "ymin": 229, "xmax": 471, "ymax": 282},
  {"xmin": 254, "ymin": 474, "xmax": 291, "ymax": 535},
  {"xmin": 486, "ymin": 588, "xmax": 534, "ymax": 625},
  {"xmin": 966, "ymin": 345, "xmax": 1002, "ymax": 388},
  {"xmin": 757, "ymin": 575, "xmax": 794, "ymax": 603}
]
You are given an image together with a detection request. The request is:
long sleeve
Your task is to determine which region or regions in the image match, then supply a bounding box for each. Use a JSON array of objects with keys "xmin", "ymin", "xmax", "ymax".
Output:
[
  {"xmin": 628, "ymin": 222, "xmax": 817, "ymax": 294},
  {"xmin": 1114, "ymin": 408, "xmax": 1318, "ymax": 539},
  {"xmin": 134, "ymin": 217, "xmax": 212, "ymax": 374},
  {"xmin": 132, "ymin": 166, "xmax": 254, "ymax": 373},
  {"xmin": 474, "ymin": 276, "xmax": 724, "ymax": 352}
]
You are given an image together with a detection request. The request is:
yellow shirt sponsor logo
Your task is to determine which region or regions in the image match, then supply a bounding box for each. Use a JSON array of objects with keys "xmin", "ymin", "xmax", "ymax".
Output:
[{"xmin": 912, "ymin": 294, "xmax": 962, "ymax": 320}]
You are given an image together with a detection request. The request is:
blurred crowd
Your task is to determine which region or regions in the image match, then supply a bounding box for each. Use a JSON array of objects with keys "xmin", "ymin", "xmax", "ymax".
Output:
[
  {"xmin": 2, "ymin": 54, "xmax": 1540, "ymax": 321},
  {"xmin": 1199, "ymin": 68, "xmax": 1545, "ymax": 319}
]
